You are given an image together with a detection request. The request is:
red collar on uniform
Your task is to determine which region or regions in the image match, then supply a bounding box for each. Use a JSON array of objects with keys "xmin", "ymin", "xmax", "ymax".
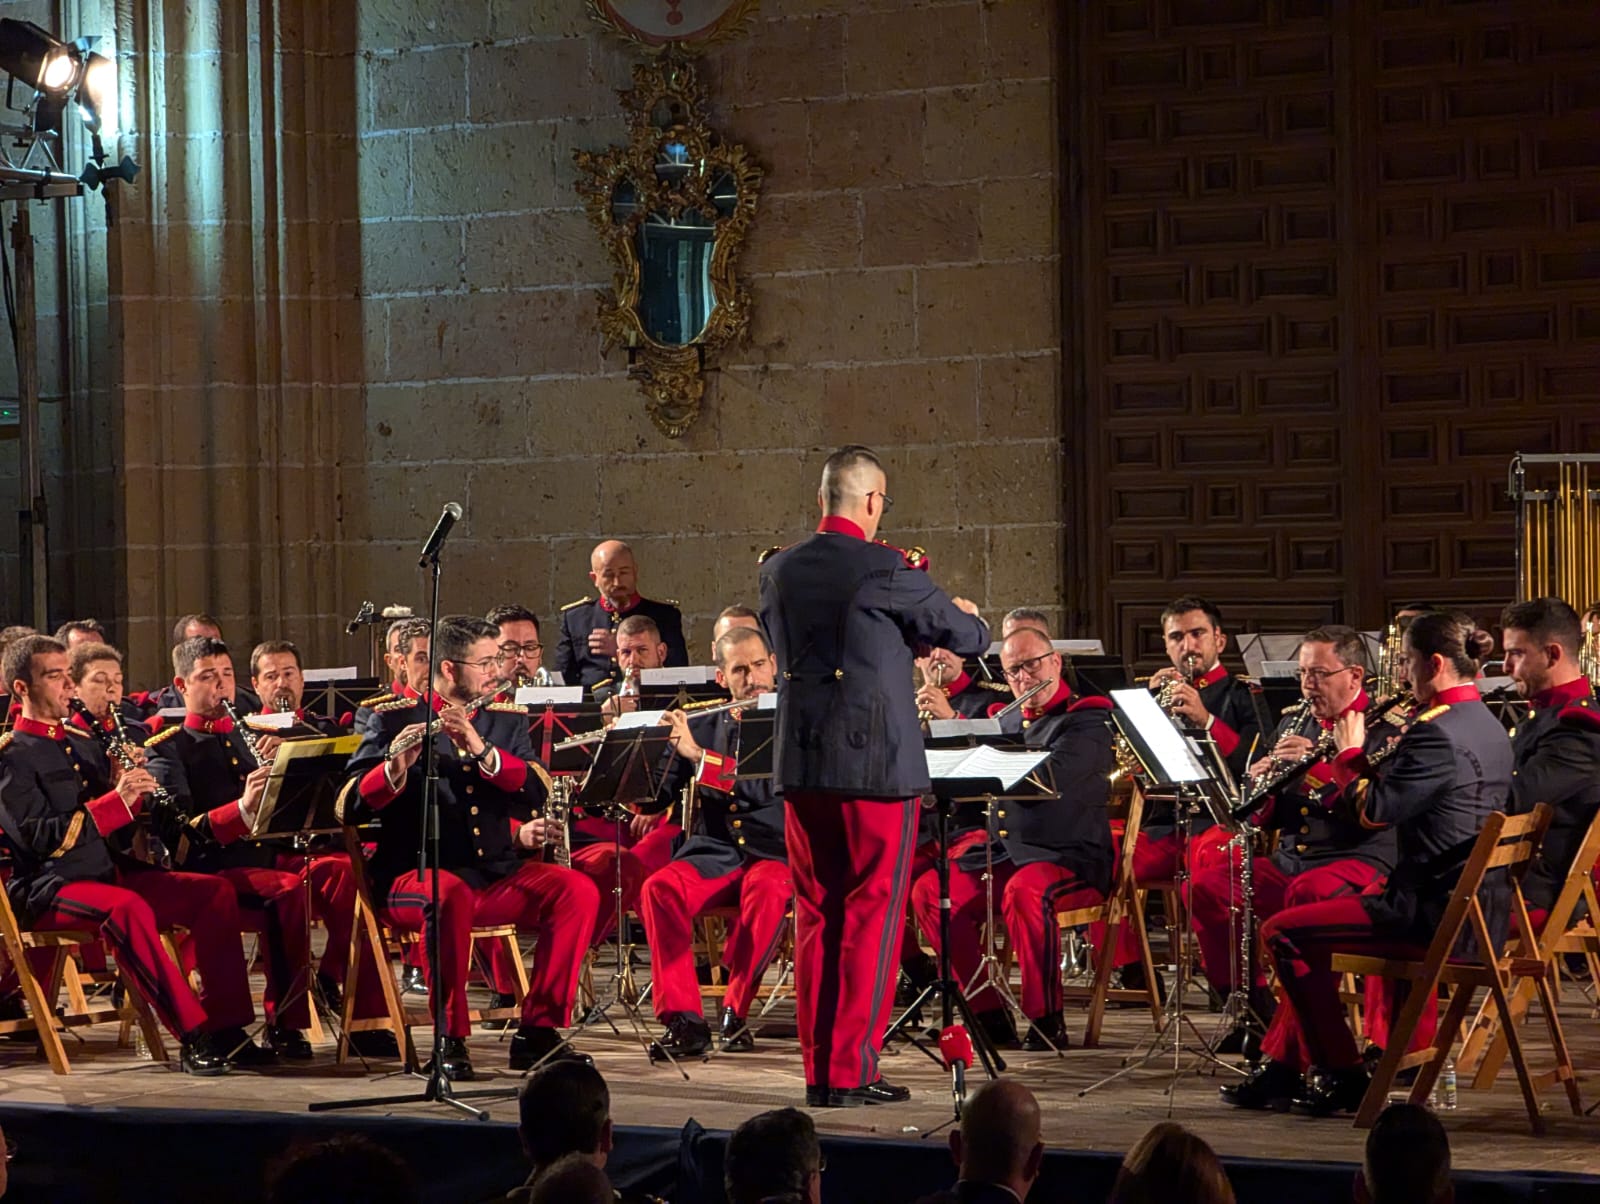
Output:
[
  {"xmin": 1431, "ymin": 683, "xmax": 1480, "ymax": 706},
  {"xmin": 390, "ymin": 680, "xmax": 405, "ymax": 693},
  {"xmin": 599, "ymin": 593, "xmax": 640, "ymax": 615},
  {"xmin": 399, "ymin": 683, "xmax": 420, "ymax": 699},
  {"xmin": 1195, "ymin": 662, "xmax": 1228, "ymax": 689},
  {"xmin": 1023, "ymin": 679, "xmax": 1072, "ymax": 720},
  {"xmin": 944, "ymin": 670, "xmax": 972, "ymax": 697},
  {"xmin": 817, "ymin": 516, "xmax": 866, "ymax": 539},
  {"xmin": 14, "ymin": 715, "xmax": 66, "ymax": 740},
  {"xmin": 1532, "ymin": 677, "xmax": 1592, "ymax": 711},
  {"xmin": 184, "ymin": 712, "xmax": 233, "ymax": 735},
  {"xmin": 1318, "ymin": 689, "xmax": 1370, "ymax": 730}
]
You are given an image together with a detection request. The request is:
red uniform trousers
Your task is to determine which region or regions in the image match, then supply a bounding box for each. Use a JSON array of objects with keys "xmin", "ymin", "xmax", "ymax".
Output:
[
  {"xmin": 899, "ymin": 831, "xmax": 986, "ymax": 967},
  {"xmin": 32, "ymin": 868, "xmax": 254, "ymax": 1039},
  {"xmin": 1090, "ymin": 824, "xmax": 1234, "ymax": 967},
  {"xmin": 564, "ymin": 817, "xmax": 681, "ymax": 948},
  {"xmin": 1259, "ymin": 895, "xmax": 1436, "ymax": 1073},
  {"xmin": 785, "ymin": 793, "xmax": 918, "ymax": 1091},
  {"xmin": 272, "ymin": 852, "xmax": 389, "ymax": 1020},
  {"xmin": 912, "ymin": 858, "xmax": 1106, "ymax": 1019},
  {"xmin": 383, "ymin": 860, "xmax": 600, "ymax": 1037},
  {"xmin": 639, "ymin": 857, "xmax": 793, "ymax": 1019},
  {"xmin": 210, "ymin": 866, "xmax": 313, "ymax": 1031}
]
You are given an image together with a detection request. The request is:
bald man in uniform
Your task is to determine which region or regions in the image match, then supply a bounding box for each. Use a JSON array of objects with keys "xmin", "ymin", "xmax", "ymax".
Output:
[{"xmin": 555, "ymin": 541, "xmax": 689, "ymax": 691}]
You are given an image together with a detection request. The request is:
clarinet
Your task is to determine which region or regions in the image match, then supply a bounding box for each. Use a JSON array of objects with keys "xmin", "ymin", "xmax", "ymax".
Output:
[
  {"xmin": 69, "ymin": 700, "xmax": 198, "ymax": 864},
  {"xmin": 221, "ymin": 699, "xmax": 268, "ymax": 768}
]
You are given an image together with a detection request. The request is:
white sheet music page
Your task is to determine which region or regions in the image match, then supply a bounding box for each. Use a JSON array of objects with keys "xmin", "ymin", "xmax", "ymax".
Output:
[{"xmin": 926, "ymin": 746, "xmax": 1050, "ymax": 790}]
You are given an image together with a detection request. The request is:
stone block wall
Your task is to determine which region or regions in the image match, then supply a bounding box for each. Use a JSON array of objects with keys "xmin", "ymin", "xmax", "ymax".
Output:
[{"xmin": 353, "ymin": 0, "xmax": 1065, "ymax": 650}]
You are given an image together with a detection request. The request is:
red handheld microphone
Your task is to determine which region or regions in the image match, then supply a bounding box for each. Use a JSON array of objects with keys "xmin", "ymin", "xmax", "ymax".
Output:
[{"xmin": 939, "ymin": 1024, "xmax": 974, "ymax": 1070}]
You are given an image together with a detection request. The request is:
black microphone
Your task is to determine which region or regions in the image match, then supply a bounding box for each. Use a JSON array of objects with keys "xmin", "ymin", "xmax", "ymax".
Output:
[{"xmin": 418, "ymin": 502, "xmax": 464, "ymax": 567}]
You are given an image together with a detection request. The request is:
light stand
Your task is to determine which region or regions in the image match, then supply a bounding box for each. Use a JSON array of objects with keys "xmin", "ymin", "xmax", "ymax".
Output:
[{"xmin": 312, "ymin": 504, "xmax": 517, "ymax": 1119}]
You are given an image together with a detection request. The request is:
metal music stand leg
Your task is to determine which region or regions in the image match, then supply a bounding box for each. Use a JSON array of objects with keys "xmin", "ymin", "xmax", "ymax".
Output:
[
  {"xmin": 1077, "ymin": 794, "xmax": 1242, "ymax": 1111},
  {"xmin": 883, "ymin": 796, "xmax": 1005, "ymax": 1121}
]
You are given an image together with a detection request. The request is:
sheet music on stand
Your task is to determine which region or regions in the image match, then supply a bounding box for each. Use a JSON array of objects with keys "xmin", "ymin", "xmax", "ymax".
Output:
[
  {"xmin": 639, "ymin": 665, "xmax": 725, "ymax": 708},
  {"xmin": 1236, "ymin": 633, "xmax": 1302, "ymax": 680},
  {"xmin": 926, "ymin": 746, "xmax": 1052, "ymax": 794},
  {"xmin": 250, "ymin": 734, "xmax": 361, "ymax": 839},
  {"xmin": 576, "ymin": 724, "xmax": 674, "ymax": 814}
]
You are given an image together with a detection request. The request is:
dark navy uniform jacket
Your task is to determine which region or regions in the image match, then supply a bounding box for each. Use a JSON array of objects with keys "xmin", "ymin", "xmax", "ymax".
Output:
[
  {"xmin": 1255, "ymin": 690, "xmax": 1400, "ymax": 878},
  {"xmin": 1144, "ymin": 664, "xmax": 1268, "ymax": 839},
  {"xmin": 1508, "ymin": 679, "xmax": 1600, "ymax": 913},
  {"xmin": 345, "ymin": 696, "xmax": 548, "ymax": 893},
  {"xmin": 957, "ymin": 682, "xmax": 1115, "ymax": 895},
  {"xmin": 146, "ymin": 712, "xmax": 282, "ymax": 871},
  {"xmin": 1329, "ymin": 684, "xmax": 1512, "ymax": 943},
  {"xmin": 0, "ymin": 718, "xmax": 138, "ymax": 922},
  {"xmin": 555, "ymin": 595, "xmax": 689, "ymax": 691},
  {"xmin": 759, "ymin": 518, "xmax": 990, "ymax": 800},
  {"xmin": 650, "ymin": 708, "xmax": 786, "ymax": 879}
]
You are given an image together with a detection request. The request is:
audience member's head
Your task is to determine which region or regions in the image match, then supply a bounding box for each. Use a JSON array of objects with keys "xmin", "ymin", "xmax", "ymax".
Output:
[
  {"xmin": 950, "ymin": 1079, "xmax": 1044, "ymax": 1197},
  {"xmin": 519, "ymin": 1061, "xmax": 613, "ymax": 1173},
  {"xmin": 263, "ymin": 1134, "xmax": 418, "ymax": 1204},
  {"xmin": 725, "ymin": 1107, "xmax": 823, "ymax": 1204},
  {"xmin": 526, "ymin": 1153, "xmax": 614, "ymax": 1204},
  {"xmin": 1355, "ymin": 1103, "xmax": 1452, "ymax": 1204},
  {"xmin": 1110, "ymin": 1123, "xmax": 1234, "ymax": 1204}
]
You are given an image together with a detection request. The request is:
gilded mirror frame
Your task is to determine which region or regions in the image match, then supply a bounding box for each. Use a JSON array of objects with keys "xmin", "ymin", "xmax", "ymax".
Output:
[{"xmin": 573, "ymin": 56, "xmax": 762, "ymax": 438}]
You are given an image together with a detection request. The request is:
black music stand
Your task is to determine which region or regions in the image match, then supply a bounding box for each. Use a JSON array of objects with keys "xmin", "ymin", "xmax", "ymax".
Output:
[
  {"xmin": 884, "ymin": 746, "xmax": 1052, "ymax": 1130},
  {"xmin": 732, "ymin": 708, "xmax": 774, "ymax": 779},
  {"xmin": 561, "ymin": 722, "xmax": 683, "ymax": 1072},
  {"xmin": 1079, "ymin": 689, "xmax": 1242, "ymax": 1108},
  {"xmin": 525, "ymin": 699, "xmax": 605, "ymax": 771}
]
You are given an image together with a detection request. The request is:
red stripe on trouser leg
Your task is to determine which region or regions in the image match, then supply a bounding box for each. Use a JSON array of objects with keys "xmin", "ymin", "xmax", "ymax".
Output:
[
  {"xmin": 1259, "ymin": 895, "xmax": 1427, "ymax": 1073},
  {"xmin": 1005, "ymin": 862, "xmax": 1105, "ymax": 1019},
  {"xmin": 640, "ymin": 861, "xmax": 745, "ymax": 1018},
  {"xmin": 384, "ymin": 870, "xmax": 478, "ymax": 1037},
  {"xmin": 569, "ymin": 842, "xmax": 648, "ymax": 947},
  {"xmin": 785, "ymin": 793, "xmax": 917, "ymax": 1091},
  {"xmin": 720, "ymin": 858, "xmax": 793, "ymax": 1019},
  {"xmin": 471, "ymin": 860, "xmax": 600, "ymax": 1029},
  {"xmin": 217, "ymin": 865, "xmax": 313, "ymax": 1031}
]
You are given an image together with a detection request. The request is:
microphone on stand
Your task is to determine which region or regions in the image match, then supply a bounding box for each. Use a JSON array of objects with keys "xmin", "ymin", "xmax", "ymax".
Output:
[
  {"xmin": 418, "ymin": 502, "xmax": 464, "ymax": 567},
  {"xmin": 938, "ymin": 1025, "xmax": 974, "ymax": 1070}
]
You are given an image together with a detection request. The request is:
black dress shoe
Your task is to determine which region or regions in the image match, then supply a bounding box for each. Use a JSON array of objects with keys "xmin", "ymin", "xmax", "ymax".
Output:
[
  {"xmin": 479, "ymin": 992, "xmax": 518, "ymax": 1031},
  {"xmin": 648, "ymin": 1011, "xmax": 711, "ymax": 1063},
  {"xmin": 266, "ymin": 1025, "xmax": 314, "ymax": 1060},
  {"xmin": 804, "ymin": 1084, "xmax": 830, "ymax": 1107},
  {"xmin": 1290, "ymin": 1065, "xmax": 1372, "ymax": 1117},
  {"xmin": 399, "ymin": 965, "xmax": 428, "ymax": 995},
  {"xmin": 180, "ymin": 1032, "xmax": 232, "ymax": 1076},
  {"xmin": 426, "ymin": 1035, "xmax": 475, "ymax": 1081},
  {"xmin": 1117, "ymin": 961, "xmax": 1168, "ymax": 1006},
  {"xmin": 207, "ymin": 1027, "xmax": 277, "ymax": 1068},
  {"xmin": 1361, "ymin": 1044, "xmax": 1418, "ymax": 1087},
  {"xmin": 1022, "ymin": 1011, "xmax": 1071, "ymax": 1052},
  {"xmin": 719, "ymin": 1007, "xmax": 754, "ymax": 1052},
  {"xmin": 347, "ymin": 1030, "xmax": 401, "ymax": 1059},
  {"xmin": 1219, "ymin": 1058, "xmax": 1303, "ymax": 1110},
  {"xmin": 315, "ymin": 971, "xmax": 344, "ymax": 1016},
  {"xmin": 973, "ymin": 1007, "xmax": 1020, "ymax": 1049},
  {"xmin": 827, "ymin": 1078, "xmax": 911, "ymax": 1107},
  {"xmin": 1214, "ymin": 1024, "xmax": 1263, "ymax": 1062},
  {"xmin": 510, "ymin": 1024, "xmax": 593, "ymax": 1070}
]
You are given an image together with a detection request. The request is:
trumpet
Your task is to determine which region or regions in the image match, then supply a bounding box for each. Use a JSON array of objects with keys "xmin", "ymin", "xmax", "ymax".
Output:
[
  {"xmin": 1155, "ymin": 652, "xmax": 1203, "ymax": 713},
  {"xmin": 384, "ymin": 686, "xmax": 505, "ymax": 762},
  {"xmin": 917, "ymin": 658, "xmax": 949, "ymax": 730}
]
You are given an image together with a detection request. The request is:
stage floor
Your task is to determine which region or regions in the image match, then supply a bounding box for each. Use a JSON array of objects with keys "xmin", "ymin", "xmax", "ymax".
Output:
[{"xmin": 2, "ymin": 960, "xmax": 1599, "ymax": 1181}]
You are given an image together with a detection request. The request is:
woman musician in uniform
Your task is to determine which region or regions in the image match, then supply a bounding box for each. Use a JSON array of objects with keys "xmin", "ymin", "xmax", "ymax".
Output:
[{"xmin": 1221, "ymin": 611, "xmax": 1512, "ymax": 1117}]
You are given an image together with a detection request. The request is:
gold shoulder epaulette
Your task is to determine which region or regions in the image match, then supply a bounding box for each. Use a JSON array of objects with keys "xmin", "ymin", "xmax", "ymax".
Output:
[
  {"xmin": 0, "ymin": 730, "xmax": 13, "ymax": 753},
  {"xmin": 487, "ymin": 701, "xmax": 527, "ymax": 713},
  {"xmin": 1237, "ymin": 674, "xmax": 1260, "ymax": 686},
  {"xmin": 374, "ymin": 697, "xmax": 416, "ymax": 713},
  {"xmin": 659, "ymin": 597, "xmax": 680, "ymax": 607},
  {"xmin": 979, "ymin": 679, "xmax": 1010, "ymax": 692},
  {"xmin": 592, "ymin": 677, "xmax": 614, "ymax": 693},
  {"xmin": 1280, "ymin": 700, "xmax": 1301, "ymax": 713},
  {"xmin": 560, "ymin": 596, "xmax": 594, "ymax": 612},
  {"xmin": 144, "ymin": 726, "xmax": 181, "ymax": 748},
  {"xmin": 1417, "ymin": 704, "xmax": 1450, "ymax": 723},
  {"xmin": 357, "ymin": 691, "xmax": 396, "ymax": 709}
]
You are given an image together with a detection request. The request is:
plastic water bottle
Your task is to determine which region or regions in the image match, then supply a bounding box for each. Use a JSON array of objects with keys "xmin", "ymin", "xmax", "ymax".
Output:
[{"xmin": 1441, "ymin": 1057, "xmax": 1458, "ymax": 1110}]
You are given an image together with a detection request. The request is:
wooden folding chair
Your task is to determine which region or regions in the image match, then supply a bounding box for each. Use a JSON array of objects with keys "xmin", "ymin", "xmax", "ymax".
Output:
[
  {"xmin": 1458, "ymin": 805, "xmax": 1600, "ymax": 1097},
  {"xmin": 0, "ymin": 885, "xmax": 167, "ymax": 1073},
  {"xmin": 696, "ymin": 901, "xmax": 795, "ymax": 1012},
  {"xmin": 336, "ymin": 823, "xmax": 529, "ymax": 1067},
  {"xmin": 1332, "ymin": 806, "xmax": 1576, "ymax": 1133},
  {"xmin": 1060, "ymin": 782, "xmax": 1163, "ymax": 1044}
]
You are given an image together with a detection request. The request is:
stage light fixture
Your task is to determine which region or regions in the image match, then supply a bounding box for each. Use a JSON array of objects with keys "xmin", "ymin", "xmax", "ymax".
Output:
[
  {"xmin": 74, "ymin": 50, "xmax": 115, "ymax": 135},
  {"xmin": 0, "ymin": 19, "xmax": 80, "ymax": 95}
]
